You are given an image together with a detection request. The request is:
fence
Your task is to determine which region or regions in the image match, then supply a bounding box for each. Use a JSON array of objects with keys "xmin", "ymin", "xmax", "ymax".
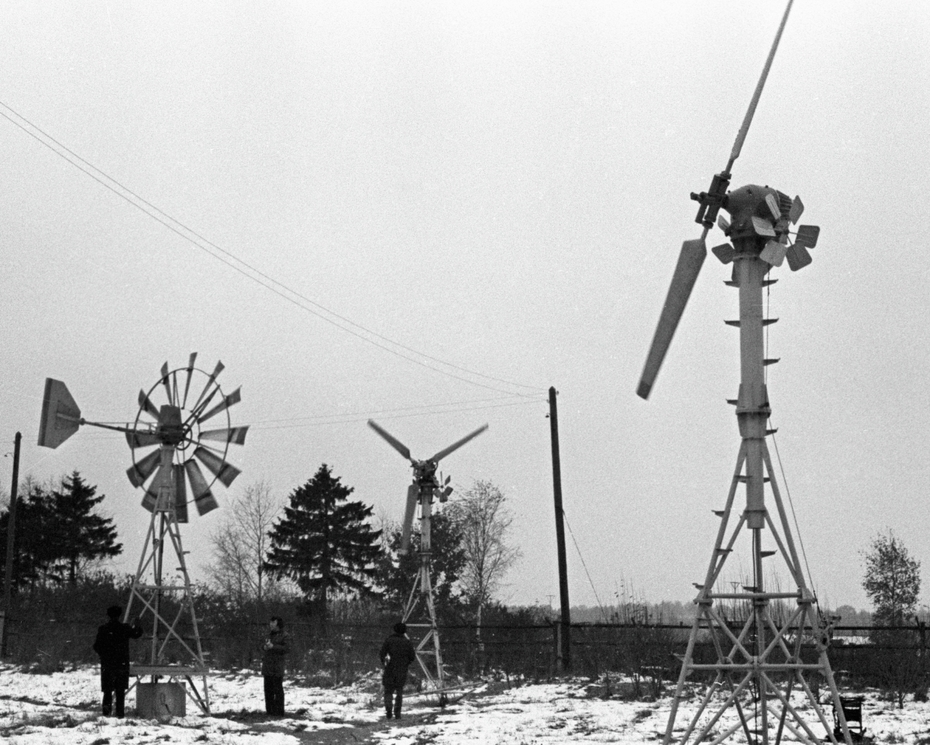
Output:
[{"xmin": 6, "ymin": 611, "xmax": 926, "ymax": 696}]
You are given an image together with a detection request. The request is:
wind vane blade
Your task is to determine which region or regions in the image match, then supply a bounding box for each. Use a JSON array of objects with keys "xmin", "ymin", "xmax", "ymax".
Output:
[
  {"xmin": 430, "ymin": 424, "xmax": 489, "ymax": 463},
  {"xmin": 637, "ymin": 238, "xmax": 708, "ymax": 400}
]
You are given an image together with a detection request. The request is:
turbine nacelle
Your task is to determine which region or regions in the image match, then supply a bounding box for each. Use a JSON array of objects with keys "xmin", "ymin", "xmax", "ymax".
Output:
[{"xmin": 368, "ymin": 419, "xmax": 487, "ymax": 553}]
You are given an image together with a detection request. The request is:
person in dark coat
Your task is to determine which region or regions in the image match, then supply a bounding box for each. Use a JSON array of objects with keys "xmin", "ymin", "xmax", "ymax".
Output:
[
  {"xmin": 92, "ymin": 605, "xmax": 143, "ymax": 717},
  {"xmin": 261, "ymin": 616, "xmax": 289, "ymax": 715},
  {"xmin": 379, "ymin": 621, "xmax": 417, "ymax": 719}
]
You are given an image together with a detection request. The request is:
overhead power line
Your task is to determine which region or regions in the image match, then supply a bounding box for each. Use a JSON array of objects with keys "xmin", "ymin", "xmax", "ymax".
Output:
[{"xmin": 0, "ymin": 101, "xmax": 547, "ymax": 398}]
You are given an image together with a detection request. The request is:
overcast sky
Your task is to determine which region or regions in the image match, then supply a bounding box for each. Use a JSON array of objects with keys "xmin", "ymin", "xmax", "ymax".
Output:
[{"xmin": 1, "ymin": 1, "xmax": 929, "ymax": 616}]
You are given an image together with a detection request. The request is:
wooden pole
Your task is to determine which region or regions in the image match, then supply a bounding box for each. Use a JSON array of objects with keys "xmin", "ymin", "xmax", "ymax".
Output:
[
  {"xmin": 548, "ymin": 387, "xmax": 571, "ymax": 670},
  {"xmin": 2, "ymin": 432, "xmax": 22, "ymax": 656}
]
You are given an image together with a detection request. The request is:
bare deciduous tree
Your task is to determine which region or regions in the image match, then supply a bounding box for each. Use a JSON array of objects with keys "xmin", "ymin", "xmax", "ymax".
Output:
[
  {"xmin": 447, "ymin": 479, "xmax": 520, "ymax": 629},
  {"xmin": 205, "ymin": 480, "xmax": 283, "ymax": 605}
]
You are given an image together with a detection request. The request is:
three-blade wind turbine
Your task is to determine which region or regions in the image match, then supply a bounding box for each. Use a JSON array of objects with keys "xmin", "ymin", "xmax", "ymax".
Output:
[
  {"xmin": 38, "ymin": 353, "xmax": 247, "ymax": 715},
  {"xmin": 368, "ymin": 419, "xmax": 488, "ymax": 702},
  {"xmin": 636, "ymin": 3, "xmax": 853, "ymax": 744}
]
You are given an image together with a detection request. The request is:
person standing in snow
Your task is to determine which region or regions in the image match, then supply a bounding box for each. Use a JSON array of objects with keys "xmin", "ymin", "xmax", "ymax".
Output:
[
  {"xmin": 379, "ymin": 621, "xmax": 417, "ymax": 719},
  {"xmin": 92, "ymin": 605, "xmax": 143, "ymax": 718},
  {"xmin": 262, "ymin": 615, "xmax": 289, "ymax": 715}
]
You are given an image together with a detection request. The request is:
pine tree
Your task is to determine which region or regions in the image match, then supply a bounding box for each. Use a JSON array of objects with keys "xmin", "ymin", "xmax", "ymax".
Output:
[
  {"xmin": 49, "ymin": 471, "xmax": 122, "ymax": 584},
  {"xmin": 265, "ymin": 464, "xmax": 382, "ymax": 627}
]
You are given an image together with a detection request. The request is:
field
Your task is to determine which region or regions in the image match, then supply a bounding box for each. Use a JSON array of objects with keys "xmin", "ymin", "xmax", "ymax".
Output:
[{"xmin": 2, "ymin": 664, "xmax": 930, "ymax": 744}]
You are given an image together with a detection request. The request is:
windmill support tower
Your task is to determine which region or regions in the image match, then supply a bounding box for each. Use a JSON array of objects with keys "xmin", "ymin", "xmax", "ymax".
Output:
[
  {"xmin": 38, "ymin": 354, "xmax": 247, "ymax": 718},
  {"xmin": 401, "ymin": 479, "xmax": 447, "ymax": 699},
  {"xmin": 636, "ymin": 3, "xmax": 852, "ymax": 742},
  {"xmin": 368, "ymin": 419, "xmax": 487, "ymax": 703},
  {"xmin": 124, "ymin": 446, "xmax": 212, "ymax": 715},
  {"xmin": 654, "ymin": 200, "xmax": 848, "ymax": 744}
]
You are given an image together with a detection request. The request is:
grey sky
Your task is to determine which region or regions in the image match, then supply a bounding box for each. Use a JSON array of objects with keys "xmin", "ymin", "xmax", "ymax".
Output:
[{"xmin": 1, "ymin": 1, "xmax": 929, "ymax": 615}]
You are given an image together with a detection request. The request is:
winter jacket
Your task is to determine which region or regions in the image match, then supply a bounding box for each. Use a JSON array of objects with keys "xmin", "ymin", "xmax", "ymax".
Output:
[
  {"xmin": 262, "ymin": 629, "xmax": 289, "ymax": 677},
  {"xmin": 379, "ymin": 633, "xmax": 416, "ymax": 687},
  {"xmin": 93, "ymin": 619, "xmax": 143, "ymax": 672}
]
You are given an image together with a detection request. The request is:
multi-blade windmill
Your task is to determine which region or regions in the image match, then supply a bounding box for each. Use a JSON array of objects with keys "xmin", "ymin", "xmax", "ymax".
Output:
[
  {"xmin": 38, "ymin": 353, "xmax": 247, "ymax": 715},
  {"xmin": 368, "ymin": 419, "xmax": 487, "ymax": 701},
  {"xmin": 638, "ymin": 3, "xmax": 851, "ymax": 744}
]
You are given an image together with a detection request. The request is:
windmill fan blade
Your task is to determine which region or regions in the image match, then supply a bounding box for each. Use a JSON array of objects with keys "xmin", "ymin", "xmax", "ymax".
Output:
[
  {"xmin": 141, "ymin": 461, "xmax": 170, "ymax": 513},
  {"xmin": 367, "ymin": 420, "xmax": 411, "ymax": 460},
  {"xmin": 139, "ymin": 390, "xmax": 160, "ymax": 420},
  {"xmin": 194, "ymin": 446, "xmax": 241, "ymax": 487},
  {"xmin": 788, "ymin": 195, "xmax": 804, "ymax": 224},
  {"xmin": 199, "ymin": 425, "xmax": 249, "ymax": 445},
  {"xmin": 637, "ymin": 238, "xmax": 707, "ymax": 400},
  {"xmin": 711, "ymin": 243, "xmax": 736, "ymax": 265},
  {"xmin": 126, "ymin": 429, "xmax": 162, "ymax": 449},
  {"xmin": 182, "ymin": 352, "xmax": 197, "ymax": 407},
  {"xmin": 173, "ymin": 463, "xmax": 189, "ymax": 523},
  {"xmin": 197, "ymin": 387, "xmax": 241, "ymax": 424},
  {"xmin": 750, "ymin": 216, "xmax": 777, "ymax": 238},
  {"xmin": 161, "ymin": 362, "xmax": 173, "ymax": 405},
  {"xmin": 430, "ymin": 424, "xmax": 489, "ymax": 463},
  {"xmin": 399, "ymin": 483, "xmax": 419, "ymax": 555},
  {"xmin": 786, "ymin": 243, "xmax": 813, "ymax": 271},
  {"xmin": 764, "ymin": 193, "xmax": 781, "ymax": 221},
  {"xmin": 760, "ymin": 239, "xmax": 788, "ymax": 267},
  {"xmin": 717, "ymin": 215, "xmax": 730, "ymax": 233},
  {"xmin": 127, "ymin": 448, "xmax": 161, "ymax": 488},
  {"xmin": 184, "ymin": 459, "xmax": 219, "ymax": 516},
  {"xmin": 191, "ymin": 360, "xmax": 224, "ymax": 412},
  {"xmin": 795, "ymin": 224, "xmax": 820, "ymax": 249}
]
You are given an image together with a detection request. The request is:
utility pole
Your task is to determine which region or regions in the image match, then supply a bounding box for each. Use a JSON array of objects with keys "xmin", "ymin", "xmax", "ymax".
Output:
[
  {"xmin": 548, "ymin": 387, "xmax": 570, "ymax": 670},
  {"xmin": 2, "ymin": 432, "xmax": 22, "ymax": 657}
]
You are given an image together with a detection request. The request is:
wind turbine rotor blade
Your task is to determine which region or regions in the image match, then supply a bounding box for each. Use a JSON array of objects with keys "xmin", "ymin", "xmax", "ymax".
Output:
[
  {"xmin": 38, "ymin": 378, "xmax": 82, "ymax": 449},
  {"xmin": 126, "ymin": 429, "xmax": 162, "ymax": 449},
  {"xmin": 637, "ymin": 238, "xmax": 707, "ymax": 400},
  {"xmin": 788, "ymin": 195, "xmax": 804, "ymax": 223},
  {"xmin": 717, "ymin": 215, "xmax": 730, "ymax": 233},
  {"xmin": 430, "ymin": 424, "xmax": 489, "ymax": 463},
  {"xmin": 181, "ymin": 352, "xmax": 197, "ymax": 408},
  {"xmin": 785, "ymin": 243, "xmax": 812, "ymax": 271},
  {"xmin": 399, "ymin": 484, "xmax": 419, "ymax": 555},
  {"xmin": 795, "ymin": 224, "xmax": 819, "ymax": 249},
  {"xmin": 184, "ymin": 459, "xmax": 219, "ymax": 515},
  {"xmin": 199, "ymin": 425, "xmax": 249, "ymax": 446},
  {"xmin": 367, "ymin": 420, "xmax": 411, "ymax": 460},
  {"xmin": 127, "ymin": 448, "xmax": 162, "ymax": 488},
  {"xmin": 197, "ymin": 387, "xmax": 241, "ymax": 424},
  {"xmin": 138, "ymin": 390, "xmax": 160, "ymax": 420},
  {"xmin": 194, "ymin": 446, "xmax": 241, "ymax": 488}
]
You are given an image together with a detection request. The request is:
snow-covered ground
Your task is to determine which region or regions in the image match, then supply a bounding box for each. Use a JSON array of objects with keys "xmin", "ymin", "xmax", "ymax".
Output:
[{"xmin": 1, "ymin": 663, "xmax": 929, "ymax": 744}]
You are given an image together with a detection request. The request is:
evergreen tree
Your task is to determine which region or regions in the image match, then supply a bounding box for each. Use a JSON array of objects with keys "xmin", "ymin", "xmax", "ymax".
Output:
[
  {"xmin": 265, "ymin": 464, "xmax": 382, "ymax": 627},
  {"xmin": 48, "ymin": 471, "xmax": 122, "ymax": 584},
  {"xmin": 0, "ymin": 472, "xmax": 121, "ymax": 590}
]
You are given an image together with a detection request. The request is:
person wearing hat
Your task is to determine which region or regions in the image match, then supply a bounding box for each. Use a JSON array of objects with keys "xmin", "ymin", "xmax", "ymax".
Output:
[
  {"xmin": 378, "ymin": 621, "xmax": 417, "ymax": 719},
  {"xmin": 92, "ymin": 605, "xmax": 143, "ymax": 717}
]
